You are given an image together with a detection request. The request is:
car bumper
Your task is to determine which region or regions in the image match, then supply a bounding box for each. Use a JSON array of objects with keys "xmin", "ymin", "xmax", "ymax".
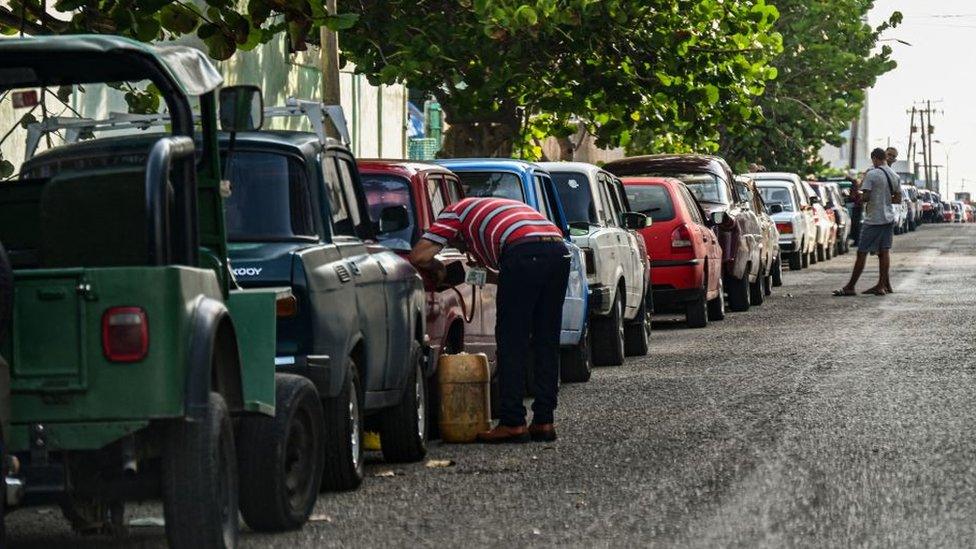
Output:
[
  {"xmin": 652, "ymin": 286, "xmax": 704, "ymax": 309},
  {"xmin": 588, "ymin": 284, "xmax": 613, "ymax": 316},
  {"xmin": 275, "ymin": 354, "xmax": 343, "ymax": 398},
  {"xmin": 779, "ymin": 239, "xmax": 797, "ymax": 252}
]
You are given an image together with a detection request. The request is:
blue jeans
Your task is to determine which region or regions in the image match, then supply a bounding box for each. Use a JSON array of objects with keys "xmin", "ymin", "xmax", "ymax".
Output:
[{"xmin": 495, "ymin": 241, "xmax": 570, "ymax": 426}]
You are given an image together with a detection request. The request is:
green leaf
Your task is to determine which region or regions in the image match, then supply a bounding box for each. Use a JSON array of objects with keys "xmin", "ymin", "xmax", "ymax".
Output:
[
  {"xmin": 323, "ymin": 13, "xmax": 359, "ymax": 31},
  {"xmin": 704, "ymin": 84, "xmax": 719, "ymax": 105},
  {"xmin": 160, "ymin": 4, "xmax": 199, "ymax": 34},
  {"xmin": 513, "ymin": 5, "xmax": 538, "ymax": 27}
]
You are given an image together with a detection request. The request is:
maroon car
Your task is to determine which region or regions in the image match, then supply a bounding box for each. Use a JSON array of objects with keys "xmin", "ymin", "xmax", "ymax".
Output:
[
  {"xmin": 357, "ymin": 160, "xmax": 497, "ymax": 371},
  {"xmin": 605, "ymin": 155, "xmax": 764, "ymax": 312}
]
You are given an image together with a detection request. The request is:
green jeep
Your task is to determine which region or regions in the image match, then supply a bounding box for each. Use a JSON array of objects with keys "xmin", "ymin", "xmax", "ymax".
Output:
[{"xmin": 0, "ymin": 36, "xmax": 324, "ymax": 547}]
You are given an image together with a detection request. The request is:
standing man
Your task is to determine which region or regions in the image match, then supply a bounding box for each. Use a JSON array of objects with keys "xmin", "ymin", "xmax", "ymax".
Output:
[
  {"xmin": 886, "ymin": 147, "xmax": 898, "ymax": 167},
  {"xmin": 409, "ymin": 197, "xmax": 571, "ymax": 443},
  {"xmin": 833, "ymin": 148, "xmax": 898, "ymax": 296}
]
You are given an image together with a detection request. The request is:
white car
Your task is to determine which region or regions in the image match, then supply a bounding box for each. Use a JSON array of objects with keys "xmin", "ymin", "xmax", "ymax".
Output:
[
  {"xmin": 750, "ymin": 173, "xmax": 817, "ymax": 269},
  {"xmin": 756, "ymin": 180, "xmax": 810, "ymax": 270},
  {"xmin": 542, "ymin": 162, "xmax": 652, "ymax": 366}
]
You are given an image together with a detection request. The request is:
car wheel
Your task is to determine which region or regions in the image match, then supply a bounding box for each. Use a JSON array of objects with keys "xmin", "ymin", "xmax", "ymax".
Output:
[
  {"xmin": 591, "ymin": 290, "xmax": 625, "ymax": 367},
  {"xmin": 162, "ymin": 392, "xmax": 238, "ymax": 549},
  {"xmin": 815, "ymin": 244, "xmax": 825, "ymax": 263},
  {"xmin": 685, "ymin": 290, "xmax": 708, "ymax": 329},
  {"xmin": 825, "ymin": 240, "xmax": 833, "ymax": 260},
  {"xmin": 321, "ymin": 359, "xmax": 364, "ymax": 491},
  {"xmin": 379, "ymin": 341, "xmax": 428, "ymax": 463},
  {"xmin": 238, "ymin": 374, "xmax": 325, "ymax": 532},
  {"xmin": 725, "ymin": 274, "xmax": 750, "ymax": 312},
  {"xmin": 788, "ymin": 251, "xmax": 802, "ymax": 271},
  {"xmin": 560, "ymin": 325, "xmax": 591, "ymax": 383},
  {"xmin": 801, "ymin": 249, "xmax": 810, "ymax": 269},
  {"xmin": 707, "ymin": 278, "xmax": 726, "ymax": 321},
  {"xmin": 749, "ymin": 268, "xmax": 765, "ymax": 306},
  {"xmin": 763, "ymin": 266, "xmax": 773, "ymax": 296},
  {"xmin": 624, "ymin": 294, "xmax": 651, "ymax": 356},
  {"xmin": 771, "ymin": 256, "xmax": 783, "ymax": 287}
]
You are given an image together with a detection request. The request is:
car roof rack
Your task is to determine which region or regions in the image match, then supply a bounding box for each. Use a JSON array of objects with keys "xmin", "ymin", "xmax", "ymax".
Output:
[
  {"xmin": 24, "ymin": 112, "xmax": 171, "ymax": 160},
  {"xmin": 23, "ymin": 97, "xmax": 351, "ymax": 160},
  {"xmin": 263, "ymin": 97, "xmax": 350, "ymax": 147}
]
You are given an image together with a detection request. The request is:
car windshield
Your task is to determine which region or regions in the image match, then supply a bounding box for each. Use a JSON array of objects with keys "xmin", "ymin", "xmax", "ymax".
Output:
[
  {"xmin": 456, "ymin": 171, "xmax": 525, "ymax": 201},
  {"xmin": 624, "ymin": 184, "xmax": 675, "ymax": 222},
  {"xmin": 550, "ymin": 172, "xmax": 597, "ymax": 224},
  {"xmin": 651, "ymin": 173, "xmax": 728, "ymax": 205},
  {"xmin": 224, "ymin": 151, "xmax": 316, "ymax": 242},
  {"xmin": 758, "ymin": 186, "xmax": 795, "ymax": 212},
  {"xmin": 361, "ymin": 174, "xmax": 416, "ymax": 247}
]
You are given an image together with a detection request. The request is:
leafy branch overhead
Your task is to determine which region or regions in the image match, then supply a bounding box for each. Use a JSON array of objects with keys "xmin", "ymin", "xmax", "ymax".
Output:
[
  {"xmin": 337, "ymin": 0, "xmax": 783, "ymax": 159},
  {"xmin": 0, "ymin": 0, "xmax": 358, "ymax": 60},
  {"xmin": 717, "ymin": 1, "xmax": 902, "ymax": 174}
]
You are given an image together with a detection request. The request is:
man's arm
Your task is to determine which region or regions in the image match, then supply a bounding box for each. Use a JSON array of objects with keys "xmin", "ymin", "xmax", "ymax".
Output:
[{"xmin": 409, "ymin": 239, "xmax": 444, "ymax": 270}]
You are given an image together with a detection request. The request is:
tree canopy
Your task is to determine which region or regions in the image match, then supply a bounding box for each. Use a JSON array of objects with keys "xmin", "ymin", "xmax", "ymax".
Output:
[
  {"xmin": 0, "ymin": 0, "xmax": 357, "ymax": 60},
  {"xmin": 717, "ymin": 0, "xmax": 901, "ymax": 173},
  {"xmin": 337, "ymin": 0, "xmax": 782, "ymax": 158}
]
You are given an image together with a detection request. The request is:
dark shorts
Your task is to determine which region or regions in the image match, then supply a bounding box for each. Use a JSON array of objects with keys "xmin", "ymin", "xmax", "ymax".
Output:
[{"xmin": 858, "ymin": 223, "xmax": 893, "ymax": 254}]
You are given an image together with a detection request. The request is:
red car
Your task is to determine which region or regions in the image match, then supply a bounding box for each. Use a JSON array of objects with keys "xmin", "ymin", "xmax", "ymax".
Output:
[
  {"xmin": 357, "ymin": 160, "xmax": 497, "ymax": 371},
  {"xmin": 622, "ymin": 177, "xmax": 725, "ymax": 328}
]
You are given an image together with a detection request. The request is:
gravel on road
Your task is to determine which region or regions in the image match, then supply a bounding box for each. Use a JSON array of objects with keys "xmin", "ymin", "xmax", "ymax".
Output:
[{"xmin": 10, "ymin": 224, "xmax": 976, "ymax": 548}]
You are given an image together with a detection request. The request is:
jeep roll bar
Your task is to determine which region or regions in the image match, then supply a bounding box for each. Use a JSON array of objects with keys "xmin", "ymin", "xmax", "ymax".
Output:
[{"xmin": 146, "ymin": 136, "xmax": 195, "ymax": 264}]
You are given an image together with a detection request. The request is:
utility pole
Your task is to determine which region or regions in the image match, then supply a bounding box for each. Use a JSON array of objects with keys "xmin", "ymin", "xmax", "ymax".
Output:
[
  {"xmin": 926, "ymin": 100, "xmax": 936, "ymax": 192},
  {"xmin": 909, "ymin": 101, "xmax": 944, "ymax": 192},
  {"xmin": 907, "ymin": 106, "xmax": 916, "ymax": 178}
]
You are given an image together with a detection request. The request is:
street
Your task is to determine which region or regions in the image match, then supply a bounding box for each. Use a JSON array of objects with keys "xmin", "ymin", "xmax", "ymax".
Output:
[{"xmin": 10, "ymin": 223, "xmax": 976, "ymax": 548}]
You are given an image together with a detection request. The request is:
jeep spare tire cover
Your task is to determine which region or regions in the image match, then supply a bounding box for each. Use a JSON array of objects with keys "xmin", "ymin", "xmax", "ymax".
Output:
[{"xmin": 0, "ymin": 241, "xmax": 11, "ymax": 344}]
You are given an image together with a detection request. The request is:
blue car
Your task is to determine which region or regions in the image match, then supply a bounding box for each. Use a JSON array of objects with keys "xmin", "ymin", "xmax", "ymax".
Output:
[{"xmin": 437, "ymin": 159, "xmax": 591, "ymax": 383}]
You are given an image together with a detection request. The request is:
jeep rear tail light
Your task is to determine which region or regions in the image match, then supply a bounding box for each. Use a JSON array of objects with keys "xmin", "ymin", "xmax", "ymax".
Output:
[
  {"xmin": 102, "ymin": 307, "xmax": 149, "ymax": 362},
  {"xmin": 776, "ymin": 222, "xmax": 793, "ymax": 234},
  {"xmin": 12, "ymin": 90, "xmax": 39, "ymax": 109},
  {"xmin": 671, "ymin": 225, "xmax": 693, "ymax": 252}
]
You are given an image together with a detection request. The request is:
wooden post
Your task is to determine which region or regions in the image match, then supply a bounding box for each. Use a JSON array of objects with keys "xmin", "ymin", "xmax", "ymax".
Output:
[{"xmin": 320, "ymin": 0, "xmax": 341, "ymax": 139}]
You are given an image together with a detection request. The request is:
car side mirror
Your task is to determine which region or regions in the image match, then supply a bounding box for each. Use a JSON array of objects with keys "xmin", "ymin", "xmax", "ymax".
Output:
[
  {"xmin": 219, "ymin": 85, "xmax": 264, "ymax": 132},
  {"xmin": 769, "ymin": 204, "xmax": 784, "ymax": 214},
  {"xmin": 378, "ymin": 205, "xmax": 410, "ymax": 233},
  {"xmin": 621, "ymin": 212, "xmax": 650, "ymax": 230}
]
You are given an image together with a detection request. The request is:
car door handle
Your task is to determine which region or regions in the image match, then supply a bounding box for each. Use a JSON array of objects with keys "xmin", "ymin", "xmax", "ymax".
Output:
[{"xmin": 347, "ymin": 261, "xmax": 362, "ymax": 277}]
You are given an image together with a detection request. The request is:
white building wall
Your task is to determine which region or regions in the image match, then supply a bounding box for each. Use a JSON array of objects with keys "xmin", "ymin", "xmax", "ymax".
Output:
[{"xmin": 819, "ymin": 95, "xmax": 871, "ymax": 173}]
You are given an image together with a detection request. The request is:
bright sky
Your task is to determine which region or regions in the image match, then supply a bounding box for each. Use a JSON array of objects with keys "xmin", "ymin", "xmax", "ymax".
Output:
[{"xmin": 869, "ymin": 1, "xmax": 976, "ymax": 197}]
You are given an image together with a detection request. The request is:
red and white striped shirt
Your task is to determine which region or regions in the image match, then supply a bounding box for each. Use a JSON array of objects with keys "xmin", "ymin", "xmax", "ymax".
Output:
[{"xmin": 422, "ymin": 197, "xmax": 563, "ymax": 270}]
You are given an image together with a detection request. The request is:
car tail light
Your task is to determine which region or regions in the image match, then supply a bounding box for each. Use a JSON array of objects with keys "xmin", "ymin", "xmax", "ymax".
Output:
[
  {"xmin": 581, "ymin": 247, "xmax": 596, "ymax": 275},
  {"xmin": 102, "ymin": 307, "xmax": 149, "ymax": 362},
  {"xmin": 277, "ymin": 294, "xmax": 298, "ymax": 318},
  {"xmin": 12, "ymin": 90, "xmax": 39, "ymax": 109},
  {"xmin": 776, "ymin": 222, "xmax": 793, "ymax": 234},
  {"xmin": 671, "ymin": 225, "xmax": 693, "ymax": 252}
]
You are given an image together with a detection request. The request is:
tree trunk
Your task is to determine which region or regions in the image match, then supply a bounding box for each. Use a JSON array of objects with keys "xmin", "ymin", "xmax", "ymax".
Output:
[{"xmin": 438, "ymin": 120, "xmax": 520, "ymax": 158}]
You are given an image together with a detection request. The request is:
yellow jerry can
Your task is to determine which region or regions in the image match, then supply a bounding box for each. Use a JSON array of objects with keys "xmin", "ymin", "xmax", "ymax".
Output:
[{"xmin": 437, "ymin": 352, "xmax": 491, "ymax": 443}]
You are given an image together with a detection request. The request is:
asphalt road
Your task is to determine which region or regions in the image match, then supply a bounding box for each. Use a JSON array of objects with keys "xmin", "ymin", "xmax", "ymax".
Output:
[{"xmin": 10, "ymin": 223, "xmax": 976, "ymax": 548}]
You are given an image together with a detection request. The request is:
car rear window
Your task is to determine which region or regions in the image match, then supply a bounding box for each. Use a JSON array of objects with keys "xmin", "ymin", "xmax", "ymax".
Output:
[
  {"xmin": 361, "ymin": 174, "xmax": 416, "ymax": 247},
  {"xmin": 224, "ymin": 151, "xmax": 316, "ymax": 241},
  {"xmin": 624, "ymin": 184, "xmax": 675, "ymax": 222},
  {"xmin": 456, "ymin": 171, "xmax": 524, "ymax": 201},
  {"xmin": 758, "ymin": 186, "xmax": 795, "ymax": 212},
  {"xmin": 550, "ymin": 172, "xmax": 597, "ymax": 224}
]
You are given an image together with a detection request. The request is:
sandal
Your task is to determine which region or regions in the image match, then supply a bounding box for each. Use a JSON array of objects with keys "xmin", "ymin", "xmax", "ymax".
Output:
[
  {"xmin": 862, "ymin": 287, "xmax": 886, "ymax": 296},
  {"xmin": 832, "ymin": 288, "xmax": 856, "ymax": 297}
]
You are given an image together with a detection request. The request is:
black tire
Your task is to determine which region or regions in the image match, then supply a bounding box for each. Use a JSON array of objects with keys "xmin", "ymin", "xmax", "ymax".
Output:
[
  {"xmin": 726, "ymin": 274, "xmax": 750, "ymax": 312},
  {"xmin": 0, "ymin": 241, "xmax": 11, "ymax": 344},
  {"xmin": 771, "ymin": 256, "xmax": 783, "ymax": 287},
  {"xmin": 801, "ymin": 248, "xmax": 810, "ymax": 268},
  {"xmin": 825, "ymin": 240, "xmax": 833, "ymax": 260},
  {"xmin": 624, "ymin": 294, "xmax": 651, "ymax": 356},
  {"xmin": 560, "ymin": 326, "xmax": 591, "ymax": 383},
  {"xmin": 788, "ymin": 251, "xmax": 802, "ymax": 271},
  {"xmin": 685, "ymin": 291, "xmax": 708, "ymax": 329},
  {"xmin": 238, "ymin": 374, "xmax": 325, "ymax": 532},
  {"xmin": 707, "ymin": 278, "xmax": 726, "ymax": 321},
  {"xmin": 591, "ymin": 290, "xmax": 625, "ymax": 366},
  {"xmin": 162, "ymin": 392, "xmax": 238, "ymax": 549},
  {"xmin": 379, "ymin": 342, "xmax": 428, "ymax": 463},
  {"xmin": 763, "ymin": 266, "xmax": 773, "ymax": 296},
  {"xmin": 814, "ymin": 244, "xmax": 823, "ymax": 263},
  {"xmin": 749, "ymin": 268, "xmax": 765, "ymax": 306},
  {"xmin": 321, "ymin": 359, "xmax": 364, "ymax": 491}
]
